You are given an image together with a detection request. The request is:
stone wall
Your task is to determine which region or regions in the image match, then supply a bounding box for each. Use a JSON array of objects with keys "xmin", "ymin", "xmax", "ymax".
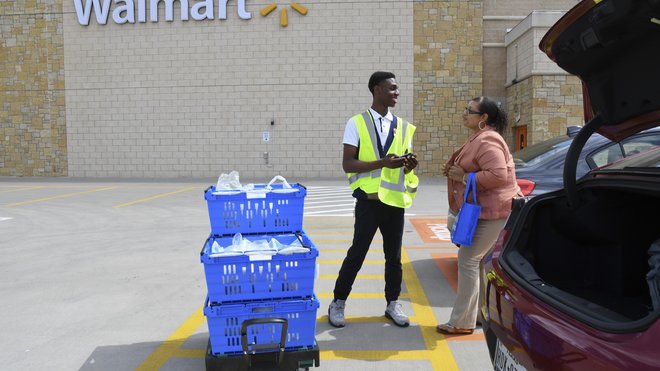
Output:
[
  {"xmin": 0, "ymin": 1, "xmax": 67, "ymax": 176},
  {"xmin": 503, "ymin": 9, "xmax": 584, "ymax": 147},
  {"xmin": 413, "ymin": 1, "xmax": 483, "ymax": 175},
  {"xmin": 482, "ymin": 0, "xmax": 579, "ymax": 99},
  {"xmin": 506, "ymin": 75, "xmax": 583, "ymax": 145}
]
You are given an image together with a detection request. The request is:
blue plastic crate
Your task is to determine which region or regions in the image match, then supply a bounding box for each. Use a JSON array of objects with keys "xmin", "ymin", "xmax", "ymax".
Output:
[
  {"xmin": 204, "ymin": 183, "xmax": 306, "ymax": 235},
  {"xmin": 200, "ymin": 232, "xmax": 318, "ymax": 305},
  {"xmin": 205, "ymin": 295, "xmax": 319, "ymax": 356}
]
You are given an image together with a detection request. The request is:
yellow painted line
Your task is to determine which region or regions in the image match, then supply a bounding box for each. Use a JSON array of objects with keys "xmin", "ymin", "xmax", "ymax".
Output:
[
  {"xmin": 321, "ymin": 349, "xmax": 433, "ymax": 361},
  {"xmin": 302, "ymin": 225, "xmax": 352, "ymax": 230},
  {"xmin": 136, "ymin": 305, "xmax": 205, "ymax": 370},
  {"xmin": 317, "ymin": 315, "xmax": 391, "ymax": 324},
  {"xmin": 320, "ymin": 248, "xmax": 383, "ymax": 253},
  {"xmin": 5, "ymin": 186, "xmax": 119, "ymax": 206},
  {"xmin": 318, "ymin": 259, "xmax": 383, "ymax": 265},
  {"xmin": 319, "ymin": 274, "xmax": 383, "ymax": 280},
  {"xmin": 313, "ymin": 239, "xmax": 383, "ymax": 244},
  {"xmin": 112, "ymin": 186, "xmax": 197, "ymax": 208},
  {"xmin": 316, "ymin": 293, "xmax": 410, "ymax": 299},
  {"xmin": 401, "ymin": 248, "xmax": 459, "ymax": 370},
  {"xmin": 311, "ymin": 239, "xmax": 351, "ymax": 244},
  {"xmin": 0, "ymin": 186, "xmax": 47, "ymax": 194},
  {"xmin": 0, "ymin": 185, "xmax": 87, "ymax": 189}
]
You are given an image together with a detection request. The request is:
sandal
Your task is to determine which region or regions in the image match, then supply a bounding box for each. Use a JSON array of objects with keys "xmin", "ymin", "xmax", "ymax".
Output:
[{"xmin": 436, "ymin": 323, "xmax": 474, "ymax": 335}]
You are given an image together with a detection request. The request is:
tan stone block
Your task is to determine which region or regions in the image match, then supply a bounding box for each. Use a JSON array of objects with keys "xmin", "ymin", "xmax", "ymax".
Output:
[
  {"xmin": 417, "ymin": 132, "xmax": 431, "ymax": 141},
  {"xmin": 547, "ymin": 117, "xmax": 566, "ymax": 136},
  {"xmin": 532, "ymin": 98, "xmax": 547, "ymax": 108}
]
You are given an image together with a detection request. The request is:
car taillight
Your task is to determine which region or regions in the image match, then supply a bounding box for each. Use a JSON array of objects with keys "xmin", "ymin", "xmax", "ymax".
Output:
[
  {"xmin": 490, "ymin": 228, "xmax": 511, "ymax": 257},
  {"xmin": 516, "ymin": 179, "xmax": 535, "ymax": 196}
]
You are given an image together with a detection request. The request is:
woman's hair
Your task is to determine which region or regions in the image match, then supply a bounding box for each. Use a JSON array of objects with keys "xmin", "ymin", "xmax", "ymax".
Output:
[{"xmin": 473, "ymin": 96, "xmax": 508, "ymax": 134}]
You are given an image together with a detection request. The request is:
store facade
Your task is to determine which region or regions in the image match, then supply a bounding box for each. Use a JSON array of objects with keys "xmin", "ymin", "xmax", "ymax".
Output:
[{"xmin": 1, "ymin": 0, "xmax": 580, "ymax": 178}]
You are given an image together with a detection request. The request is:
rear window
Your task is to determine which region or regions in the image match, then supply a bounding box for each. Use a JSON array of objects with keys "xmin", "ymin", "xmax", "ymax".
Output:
[
  {"xmin": 601, "ymin": 146, "xmax": 660, "ymax": 169},
  {"xmin": 588, "ymin": 132, "xmax": 660, "ymax": 168},
  {"xmin": 513, "ymin": 136, "xmax": 571, "ymax": 168}
]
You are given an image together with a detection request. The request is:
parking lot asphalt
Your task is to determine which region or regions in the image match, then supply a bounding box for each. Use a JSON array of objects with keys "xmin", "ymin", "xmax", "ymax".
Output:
[{"xmin": 0, "ymin": 176, "xmax": 492, "ymax": 371}]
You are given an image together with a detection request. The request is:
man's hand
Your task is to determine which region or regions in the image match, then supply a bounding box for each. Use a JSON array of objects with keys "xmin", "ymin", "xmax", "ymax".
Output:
[
  {"xmin": 382, "ymin": 154, "xmax": 406, "ymax": 169},
  {"xmin": 403, "ymin": 153, "xmax": 418, "ymax": 171}
]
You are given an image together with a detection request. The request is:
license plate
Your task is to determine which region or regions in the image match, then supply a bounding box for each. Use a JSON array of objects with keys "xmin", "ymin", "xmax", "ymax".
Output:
[{"xmin": 494, "ymin": 339, "xmax": 527, "ymax": 371}]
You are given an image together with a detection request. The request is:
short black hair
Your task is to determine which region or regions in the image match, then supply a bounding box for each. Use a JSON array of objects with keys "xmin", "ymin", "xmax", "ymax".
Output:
[{"xmin": 368, "ymin": 71, "xmax": 395, "ymax": 94}]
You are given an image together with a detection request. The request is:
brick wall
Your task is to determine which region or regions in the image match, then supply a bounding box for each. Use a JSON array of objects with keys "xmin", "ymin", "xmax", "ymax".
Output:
[
  {"xmin": 61, "ymin": 0, "xmax": 414, "ymax": 179},
  {"xmin": 1, "ymin": 1, "xmax": 67, "ymax": 176}
]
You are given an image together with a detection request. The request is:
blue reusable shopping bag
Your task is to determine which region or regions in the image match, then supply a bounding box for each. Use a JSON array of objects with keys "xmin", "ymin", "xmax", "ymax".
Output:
[{"xmin": 451, "ymin": 172, "xmax": 481, "ymax": 247}]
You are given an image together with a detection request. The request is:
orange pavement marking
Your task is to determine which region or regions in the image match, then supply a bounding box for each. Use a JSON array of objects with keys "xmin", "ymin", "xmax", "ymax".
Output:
[
  {"xmin": 410, "ymin": 218, "xmax": 451, "ymax": 244},
  {"xmin": 431, "ymin": 252, "xmax": 458, "ymax": 292},
  {"xmin": 438, "ymin": 332, "xmax": 486, "ymax": 341},
  {"xmin": 430, "ymin": 252, "xmax": 485, "ymax": 341}
]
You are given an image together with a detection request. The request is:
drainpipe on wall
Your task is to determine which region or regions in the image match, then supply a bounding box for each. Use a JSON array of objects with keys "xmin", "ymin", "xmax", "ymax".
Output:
[{"xmin": 513, "ymin": 43, "xmax": 519, "ymax": 84}]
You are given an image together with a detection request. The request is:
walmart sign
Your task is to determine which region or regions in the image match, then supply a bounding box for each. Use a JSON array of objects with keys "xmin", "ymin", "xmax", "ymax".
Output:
[{"xmin": 74, "ymin": 0, "xmax": 252, "ymax": 25}]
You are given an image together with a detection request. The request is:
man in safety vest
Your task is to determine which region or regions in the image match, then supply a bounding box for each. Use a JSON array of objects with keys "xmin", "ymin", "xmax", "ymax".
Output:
[{"xmin": 328, "ymin": 71, "xmax": 419, "ymax": 328}]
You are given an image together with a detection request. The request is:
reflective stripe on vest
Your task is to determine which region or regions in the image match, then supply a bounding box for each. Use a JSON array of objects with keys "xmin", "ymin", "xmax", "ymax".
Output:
[
  {"xmin": 346, "ymin": 112, "xmax": 383, "ymax": 186},
  {"xmin": 379, "ymin": 119, "xmax": 409, "ymax": 193},
  {"xmin": 380, "ymin": 169, "xmax": 418, "ymax": 194},
  {"xmin": 378, "ymin": 119, "xmax": 418, "ymax": 208}
]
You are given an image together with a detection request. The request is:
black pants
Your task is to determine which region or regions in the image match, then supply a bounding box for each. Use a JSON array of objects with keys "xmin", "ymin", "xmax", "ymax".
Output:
[{"xmin": 333, "ymin": 199, "xmax": 405, "ymax": 303}]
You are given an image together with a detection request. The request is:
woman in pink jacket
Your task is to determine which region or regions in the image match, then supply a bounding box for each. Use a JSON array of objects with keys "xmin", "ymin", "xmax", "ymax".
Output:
[{"xmin": 437, "ymin": 96, "xmax": 522, "ymax": 335}]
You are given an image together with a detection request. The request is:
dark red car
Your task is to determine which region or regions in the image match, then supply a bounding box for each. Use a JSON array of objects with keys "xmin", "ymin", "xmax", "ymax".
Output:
[{"xmin": 481, "ymin": 0, "xmax": 660, "ymax": 370}]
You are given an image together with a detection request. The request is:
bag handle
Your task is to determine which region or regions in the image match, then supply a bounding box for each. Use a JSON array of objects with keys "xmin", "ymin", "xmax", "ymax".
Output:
[
  {"xmin": 463, "ymin": 172, "xmax": 477, "ymax": 205},
  {"xmin": 266, "ymin": 175, "xmax": 291, "ymax": 190}
]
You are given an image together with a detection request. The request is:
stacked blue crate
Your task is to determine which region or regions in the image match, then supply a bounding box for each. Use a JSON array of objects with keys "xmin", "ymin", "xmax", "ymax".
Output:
[{"xmin": 200, "ymin": 182, "xmax": 319, "ymax": 358}]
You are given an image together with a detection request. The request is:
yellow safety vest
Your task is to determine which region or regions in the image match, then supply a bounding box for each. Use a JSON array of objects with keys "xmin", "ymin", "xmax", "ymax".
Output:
[{"xmin": 346, "ymin": 111, "xmax": 418, "ymax": 208}]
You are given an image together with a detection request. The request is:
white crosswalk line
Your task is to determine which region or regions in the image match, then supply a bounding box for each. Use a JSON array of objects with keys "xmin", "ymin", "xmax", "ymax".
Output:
[{"xmin": 304, "ymin": 186, "xmax": 354, "ymax": 216}]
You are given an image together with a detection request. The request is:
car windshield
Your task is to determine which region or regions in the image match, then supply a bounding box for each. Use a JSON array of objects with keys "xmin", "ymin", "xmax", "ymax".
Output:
[
  {"xmin": 513, "ymin": 136, "xmax": 572, "ymax": 168},
  {"xmin": 598, "ymin": 146, "xmax": 660, "ymax": 170}
]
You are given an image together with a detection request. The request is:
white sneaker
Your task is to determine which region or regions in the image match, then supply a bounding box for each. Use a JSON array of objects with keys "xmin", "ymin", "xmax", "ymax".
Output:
[
  {"xmin": 328, "ymin": 299, "xmax": 346, "ymax": 327},
  {"xmin": 385, "ymin": 300, "xmax": 409, "ymax": 327}
]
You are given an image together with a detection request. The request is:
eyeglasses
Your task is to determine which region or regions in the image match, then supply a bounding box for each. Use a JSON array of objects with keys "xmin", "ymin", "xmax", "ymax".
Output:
[{"xmin": 464, "ymin": 107, "xmax": 482, "ymax": 115}]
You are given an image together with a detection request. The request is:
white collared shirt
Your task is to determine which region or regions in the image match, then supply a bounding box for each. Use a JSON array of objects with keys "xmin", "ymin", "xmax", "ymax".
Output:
[{"xmin": 342, "ymin": 108, "xmax": 394, "ymax": 148}]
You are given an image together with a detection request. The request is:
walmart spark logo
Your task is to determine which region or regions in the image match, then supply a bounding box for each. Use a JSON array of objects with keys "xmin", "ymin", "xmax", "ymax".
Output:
[{"xmin": 260, "ymin": 2, "xmax": 308, "ymax": 27}]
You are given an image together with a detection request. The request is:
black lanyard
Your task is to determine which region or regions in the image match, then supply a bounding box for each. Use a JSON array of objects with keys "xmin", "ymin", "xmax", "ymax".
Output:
[{"xmin": 368, "ymin": 111, "xmax": 398, "ymax": 158}]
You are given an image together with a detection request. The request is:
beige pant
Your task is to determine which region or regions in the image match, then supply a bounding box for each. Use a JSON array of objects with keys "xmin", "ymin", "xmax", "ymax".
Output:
[{"xmin": 447, "ymin": 210, "xmax": 506, "ymax": 329}]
